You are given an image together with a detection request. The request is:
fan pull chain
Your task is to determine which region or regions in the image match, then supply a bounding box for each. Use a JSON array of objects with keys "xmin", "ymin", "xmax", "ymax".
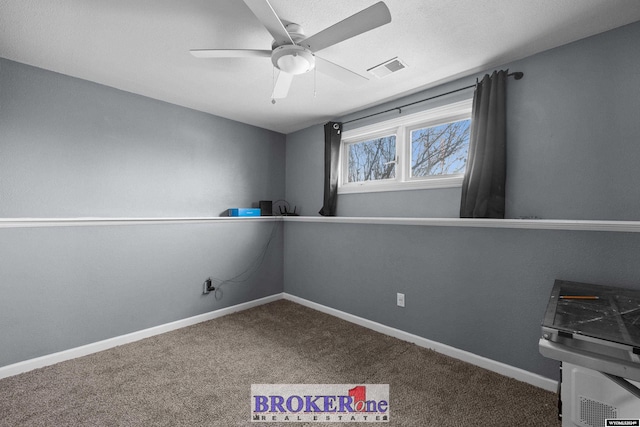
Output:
[
  {"xmin": 271, "ymin": 66, "xmax": 276, "ymax": 104},
  {"xmin": 313, "ymin": 65, "xmax": 317, "ymax": 98}
]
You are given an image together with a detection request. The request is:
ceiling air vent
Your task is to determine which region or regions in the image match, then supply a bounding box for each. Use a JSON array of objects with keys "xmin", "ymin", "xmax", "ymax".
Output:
[{"xmin": 367, "ymin": 57, "xmax": 407, "ymax": 78}]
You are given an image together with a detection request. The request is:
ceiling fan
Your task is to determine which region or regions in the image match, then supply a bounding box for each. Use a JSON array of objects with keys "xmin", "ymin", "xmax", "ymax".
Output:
[{"xmin": 190, "ymin": 0, "xmax": 391, "ymax": 100}]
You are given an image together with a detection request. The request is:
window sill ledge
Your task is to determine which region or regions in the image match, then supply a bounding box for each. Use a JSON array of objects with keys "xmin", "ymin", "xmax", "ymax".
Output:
[
  {"xmin": 338, "ymin": 176, "xmax": 463, "ymax": 194},
  {"xmin": 283, "ymin": 216, "xmax": 640, "ymax": 233},
  {"xmin": 1, "ymin": 216, "xmax": 639, "ymax": 233},
  {"xmin": 0, "ymin": 216, "xmax": 279, "ymax": 229}
]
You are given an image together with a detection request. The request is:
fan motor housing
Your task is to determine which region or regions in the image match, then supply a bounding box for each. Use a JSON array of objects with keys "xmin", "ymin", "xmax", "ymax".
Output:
[{"xmin": 271, "ymin": 45, "xmax": 315, "ymax": 75}]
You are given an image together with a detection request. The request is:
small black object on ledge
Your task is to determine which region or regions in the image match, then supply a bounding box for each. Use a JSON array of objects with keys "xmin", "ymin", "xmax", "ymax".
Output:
[{"xmin": 279, "ymin": 205, "xmax": 299, "ymax": 216}]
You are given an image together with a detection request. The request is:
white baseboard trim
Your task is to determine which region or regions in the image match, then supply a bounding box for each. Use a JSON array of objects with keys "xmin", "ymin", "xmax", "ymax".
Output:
[
  {"xmin": 1, "ymin": 292, "xmax": 557, "ymax": 393},
  {"xmin": 283, "ymin": 293, "xmax": 558, "ymax": 392},
  {"xmin": 0, "ymin": 293, "xmax": 284, "ymax": 380}
]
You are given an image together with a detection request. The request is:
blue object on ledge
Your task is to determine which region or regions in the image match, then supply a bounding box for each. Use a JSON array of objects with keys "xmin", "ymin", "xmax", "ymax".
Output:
[{"xmin": 229, "ymin": 208, "xmax": 261, "ymax": 217}]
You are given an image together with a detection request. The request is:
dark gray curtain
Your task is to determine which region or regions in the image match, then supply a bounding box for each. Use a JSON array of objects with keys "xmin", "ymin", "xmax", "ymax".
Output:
[
  {"xmin": 319, "ymin": 121, "xmax": 342, "ymax": 216},
  {"xmin": 460, "ymin": 70, "xmax": 507, "ymax": 218}
]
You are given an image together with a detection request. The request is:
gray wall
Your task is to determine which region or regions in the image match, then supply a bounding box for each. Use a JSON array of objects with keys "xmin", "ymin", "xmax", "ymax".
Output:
[
  {"xmin": 284, "ymin": 223, "xmax": 640, "ymax": 380},
  {"xmin": 0, "ymin": 59, "xmax": 285, "ymax": 218},
  {"xmin": 284, "ymin": 21, "xmax": 640, "ymax": 380},
  {"xmin": 0, "ymin": 58, "xmax": 285, "ymax": 367},
  {"xmin": 1, "ymin": 222, "xmax": 283, "ymax": 366}
]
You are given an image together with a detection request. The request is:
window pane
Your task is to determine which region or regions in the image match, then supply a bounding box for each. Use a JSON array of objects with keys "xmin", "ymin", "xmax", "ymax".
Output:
[
  {"xmin": 347, "ymin": 135, "xmax": 396, "ymax": 183},
  {"xmin": 410, "ymin": 119, "xmax": 470, "ymax": 177}
]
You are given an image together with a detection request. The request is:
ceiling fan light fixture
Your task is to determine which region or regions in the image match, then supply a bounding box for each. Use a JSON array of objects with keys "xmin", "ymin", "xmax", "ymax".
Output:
[
  {"xmin": 272, "ymin": 45, "xmax": 315, "ymax": 75},
  {"xmin": 191, "ymin": 1, "xmax": 392, "ymax": 99}
]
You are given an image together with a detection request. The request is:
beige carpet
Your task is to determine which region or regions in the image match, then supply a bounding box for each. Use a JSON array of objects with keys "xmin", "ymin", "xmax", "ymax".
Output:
[{"xmin": 0, "ymin": 300, "xmax": 560, "ymax": 426}]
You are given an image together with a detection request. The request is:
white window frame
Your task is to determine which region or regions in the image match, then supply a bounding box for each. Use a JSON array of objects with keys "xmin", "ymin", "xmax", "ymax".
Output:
[{"xmin": 338, "ymin": 99, "xmax": 473, "ymax": 194}]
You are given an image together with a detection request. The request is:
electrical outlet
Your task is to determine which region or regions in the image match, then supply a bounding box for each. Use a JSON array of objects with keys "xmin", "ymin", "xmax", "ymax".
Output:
[
  {"xmin": 397, "ymin": 292, "xmax": 405, "ymax": 308},
  {"xmin": 203, "ymin": 278, "xmax": 212, "ymax": 295}
]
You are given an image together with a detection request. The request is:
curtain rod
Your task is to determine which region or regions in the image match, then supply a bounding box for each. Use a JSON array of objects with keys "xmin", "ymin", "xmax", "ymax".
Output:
[{"xmin": 342, "ymin": 71, "xmax": 524, "ymax": 126}]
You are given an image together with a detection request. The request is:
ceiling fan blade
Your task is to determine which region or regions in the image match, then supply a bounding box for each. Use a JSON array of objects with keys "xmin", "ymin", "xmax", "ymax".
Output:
[
  {"xmin": 243, "ymin": 0, "xmax": 294, "ymax": 47},
  {"xmin": 272, "ymin": 71, "xmax": 294, "ymax": 99},
  {"xmin": 190, "ymin": 49, "xmax": 271, "ymax": 58},
  {"xmin": 301, "ymin": 1, "xmax": 391, "ymax": 52},
  {"xmin": 315, "ymin": 57, "xmax": 368, "ymax": 86}
]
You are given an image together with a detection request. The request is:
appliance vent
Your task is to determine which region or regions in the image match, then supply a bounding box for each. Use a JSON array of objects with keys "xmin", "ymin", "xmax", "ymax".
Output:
[
  {"xmin": 367, "ymin": 57, "xmax": 407, "ymax": 78},
  {"xmin": 578, "ymin": 395, "xmax": 617, "ymax": 427}
]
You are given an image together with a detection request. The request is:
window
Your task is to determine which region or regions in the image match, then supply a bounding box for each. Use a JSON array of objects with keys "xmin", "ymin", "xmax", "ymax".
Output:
[
  {"xmin": 346, "ymin": 134, "xmax": 396, "ymax": 183},
  {"xmin": 339, "ymin": 99, "xmax": 472, "ymax": 194}
]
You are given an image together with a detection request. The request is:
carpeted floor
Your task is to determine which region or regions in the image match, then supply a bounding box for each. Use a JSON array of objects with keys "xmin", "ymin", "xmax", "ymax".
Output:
[{"xmin": 0, "ymin": 300, "xmax": 560, "ymax": 426}]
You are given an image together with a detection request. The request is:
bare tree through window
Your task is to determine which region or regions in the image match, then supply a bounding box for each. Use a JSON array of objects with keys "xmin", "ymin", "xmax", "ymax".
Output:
[
  {"xmin": 347, "ymin": 135, "xmax": 396, "ymax": 183},
  {"xmin": 340, "ymin": 101, "xmax": 472, "ymax": 192},
  {"xmin": 410, "ymin": 119, "xmax": 470, "ymax": 177}
]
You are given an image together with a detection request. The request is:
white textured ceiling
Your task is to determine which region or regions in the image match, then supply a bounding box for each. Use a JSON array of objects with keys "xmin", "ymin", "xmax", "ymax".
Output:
[{"xmin": 1, "ymin": 0, "xmax": 640, "ymax": 134}]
